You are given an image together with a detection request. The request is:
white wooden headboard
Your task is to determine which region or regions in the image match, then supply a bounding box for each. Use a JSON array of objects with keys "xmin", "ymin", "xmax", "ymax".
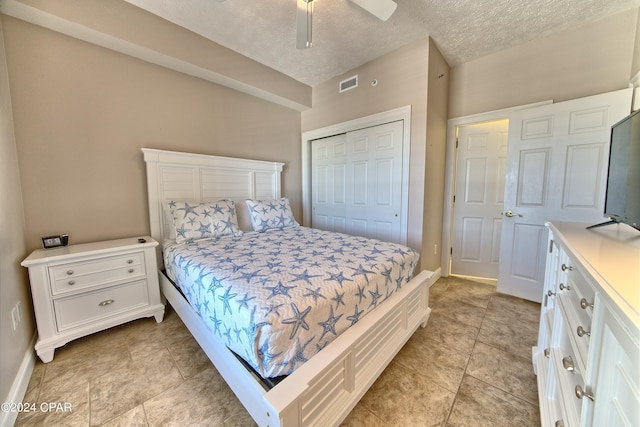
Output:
[{"xmin": 142, "ymin": 148, "xmax": 284, "ymax": 255}]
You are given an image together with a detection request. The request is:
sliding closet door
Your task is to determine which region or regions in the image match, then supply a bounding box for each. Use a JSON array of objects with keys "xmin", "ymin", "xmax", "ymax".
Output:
[
  {"xmin": 311, "ymin": 120, "xmax": 404, "ymax": 243},
  {"xmin": 311, "ymin": 133, "xmax": 348, "ymax": 233}
]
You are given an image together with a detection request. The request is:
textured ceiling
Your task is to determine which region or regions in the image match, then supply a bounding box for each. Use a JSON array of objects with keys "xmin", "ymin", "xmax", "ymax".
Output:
[{"xmin": 124, "ymin": 0, "xmax": 640, "ymax": 87}]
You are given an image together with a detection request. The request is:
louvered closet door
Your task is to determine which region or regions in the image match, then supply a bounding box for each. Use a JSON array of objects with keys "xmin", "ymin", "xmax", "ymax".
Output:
[{"xmin": 311, "ymin": 121, "xmax": 404, "ymax": 243}]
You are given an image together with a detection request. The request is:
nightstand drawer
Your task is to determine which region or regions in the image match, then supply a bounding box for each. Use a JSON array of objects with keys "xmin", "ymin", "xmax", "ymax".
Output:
[
  {"xmin": 49, "ymin": 252, "xmax": 145, "ymax": 295},
  {"xmin": 53, "ymin": 279, "xmax": 149, "ymax": 331}
]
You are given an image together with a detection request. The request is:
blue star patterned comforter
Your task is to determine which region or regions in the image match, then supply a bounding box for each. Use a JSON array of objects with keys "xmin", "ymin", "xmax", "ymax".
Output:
[{"xmin": 164, "ymin": 226, "xmax": 419, "ymax": 378}]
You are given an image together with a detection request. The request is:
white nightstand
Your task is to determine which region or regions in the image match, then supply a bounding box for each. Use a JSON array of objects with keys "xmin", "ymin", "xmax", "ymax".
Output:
[{"xmin": 21, "ymin": 236, "xmax": 165, "ymax": 362}]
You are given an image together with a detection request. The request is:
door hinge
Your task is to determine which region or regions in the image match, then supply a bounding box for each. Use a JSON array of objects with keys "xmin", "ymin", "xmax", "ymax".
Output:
[
  {"xmin": 455, "ymin": 137, "xmax": 459, "ymax": 149},
  {"xmin": 450, "ymin": 247, "xmax": 453, "ymax": 255},
  {"xmin": 549, "ymin": 239, "xmax": 554, "ymax": 253}
]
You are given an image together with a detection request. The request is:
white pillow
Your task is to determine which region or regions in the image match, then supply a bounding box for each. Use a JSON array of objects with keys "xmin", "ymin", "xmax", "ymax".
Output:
[
  {"xmin": 245, "ymin": 198, "xmax": 298, "ymax": 232},
  {"xmin": 167, "ymin": 199, "xmax": 242, "ymax": 243},
  {"xmin": 234, "ymin": 200, "xmax": 253, "ymax": 232}
]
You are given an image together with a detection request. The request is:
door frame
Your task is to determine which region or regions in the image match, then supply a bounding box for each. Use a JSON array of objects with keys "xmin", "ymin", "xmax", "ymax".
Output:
[
  {"xmin": 301, "ymin": 106, "xmax": 411, "ymax": 245},
  {"xmin": 441, "ymin": 101, "xmax": 551, "ymax": 277}
]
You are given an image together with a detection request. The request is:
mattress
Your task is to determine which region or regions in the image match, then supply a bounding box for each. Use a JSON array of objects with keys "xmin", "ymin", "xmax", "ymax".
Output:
[{"xmin": 164, "ymin": 226, "xmax": 419, "ymax": 378}]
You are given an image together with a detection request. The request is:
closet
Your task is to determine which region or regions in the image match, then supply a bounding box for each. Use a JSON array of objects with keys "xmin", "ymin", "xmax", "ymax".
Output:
[{"xmin": 311, "ymin": 120, "xmax": 405, "ymax": 244}]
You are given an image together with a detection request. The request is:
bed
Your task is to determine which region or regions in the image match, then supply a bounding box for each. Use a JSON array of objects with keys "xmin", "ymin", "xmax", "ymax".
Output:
[{"xmin": 142, "ymin": 148, "xmax": 434, "ymax": 426}]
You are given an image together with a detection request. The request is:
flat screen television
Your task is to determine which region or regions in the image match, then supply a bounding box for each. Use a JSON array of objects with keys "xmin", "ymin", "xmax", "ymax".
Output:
[{"xmin": 588, "ymin": 109, "xmax": 640, "ymax": 231}]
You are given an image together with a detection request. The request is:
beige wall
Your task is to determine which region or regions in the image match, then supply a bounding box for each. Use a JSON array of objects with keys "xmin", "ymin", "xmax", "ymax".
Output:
[
  {"xmin": 0, "ymin": 18, "xmax": 34, "ymax": 407},
  {"xmin": 3, "ymin": 15, "xmax": 302, "ymax": 252},
  {"xmin": 15, "ymin": 0, "xmax": 311, "ymax": 111},
  {"xmin": 633, "ymin": 7, "xmax": 640, "ymax": 78},
  {"xmin": 422, "ymin": 39, "xmax": 449, "ymax": 269},
  {"xmin": 449, "ymin": 9, "xmax": 639, "ymax": 118},
  {"xmin": 302, "ymin": 38, "xmax": 450, "ymax": 271}
]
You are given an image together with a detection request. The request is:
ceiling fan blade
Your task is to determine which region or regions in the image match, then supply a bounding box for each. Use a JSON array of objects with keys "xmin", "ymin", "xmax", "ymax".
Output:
[
  {"xmin": 350, "ymin": 0, "xmax": 397, "ymax": 21},
  {"xmin": 296, "ymin": 0, "xmax": 313, "ymax": 49}
]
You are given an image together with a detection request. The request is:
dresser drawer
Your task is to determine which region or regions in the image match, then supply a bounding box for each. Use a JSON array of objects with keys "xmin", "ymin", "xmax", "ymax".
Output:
[
  {"xmin": 49, "ymin": 252, "xmax": 146, "ymax": 295},
  {"xmin": 557, "ymin": 261, "xmax": 596, "ymax": 323},
  {"xmin": 557, "ymin": 271, "xmax": 595, "ymax": 368},
  {"xmin": 558, "ymin": 294, "xmax": 591, "ymax": 371},
  {"xmin": 53, "ymin": 279, "xmax": 150, "ymax": 331},
  {"xmin": 553, "ymin": 322, "xmax": 585, "ymax": 427},
  {"xmin": 561, "ymin": 276, "xmax": 595, "ymax": 323}
]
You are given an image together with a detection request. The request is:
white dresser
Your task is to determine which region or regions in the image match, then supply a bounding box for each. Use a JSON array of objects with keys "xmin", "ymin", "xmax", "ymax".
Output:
[
  {"xmin": 22, "ymin": 236, "xmax": 165, "ymax": 362},
  {"xmin": 534, "ymin": 222, "xmax": 640, "ymax": 427}
]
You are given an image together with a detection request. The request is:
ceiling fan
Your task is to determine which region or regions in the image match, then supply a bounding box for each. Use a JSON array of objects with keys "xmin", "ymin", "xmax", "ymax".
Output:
[{"xmin": 296, "ymin": 0, "xmax": 398, "ymax": 49}]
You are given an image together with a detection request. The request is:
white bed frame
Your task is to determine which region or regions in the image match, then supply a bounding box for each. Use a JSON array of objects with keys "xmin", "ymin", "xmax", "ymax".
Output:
[{"xmin": 142, "ymin": 148, "xmax": 434, "ymax": 426}]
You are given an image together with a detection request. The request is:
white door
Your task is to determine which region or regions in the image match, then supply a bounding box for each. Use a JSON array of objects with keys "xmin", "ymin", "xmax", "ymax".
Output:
[
  {"xmin": 311, "ymin": 121, "xmax": 404, "ymax": 243},
  {"xmin": 312, "ymin": 133, "xmax": 348, "ymax": 233},
  {"xmin": 497, "ymin": 88, "xmax": 632, "ymax": 302},
  {"xmin": 451, "ymin": 120, "xmax": 508, "ymax": 279}
]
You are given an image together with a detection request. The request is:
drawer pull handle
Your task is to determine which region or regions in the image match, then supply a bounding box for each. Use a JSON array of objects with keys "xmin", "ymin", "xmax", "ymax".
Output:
[
  {"xmin": 575, "ymin": 385, "xmax": 594, "ymax": 401},
  {"xmin": 580, "ymin": 298, "xmax": 594, "ymax": 310},
  {"xmin": 577, "ymin": 325, "xmax": 591, "ymax": 337},
  {"xmin": 127, "ymin": 259, "xmax": 134, "ymax": 264},
  {"xmin": 66, "ymin": 270, "xmax": 74, "ymax": 275},
  {"xmin": 561, "ymin": 264, "xmax": 573, "ymax": 272},
  {"xmin": 559, "ymin": 283, "xmax": 571, "ymax": 291},
  {"xmin": 562, "ymin": 356, "xmax": 575, "ymax": 373},
  {"xmin": 98, "ymin": 299, "xmax": 115, "ymax": 307},
  {"xmin": 68, "ymin": 280, "xmax": 76, "ymax": 286},
  {"xmin": 128, "ymin": 268, "xmax": 135, "ymax": 273}
]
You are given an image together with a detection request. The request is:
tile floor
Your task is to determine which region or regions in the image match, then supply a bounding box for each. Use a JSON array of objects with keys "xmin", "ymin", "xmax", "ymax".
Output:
[{"xmin": 15, "ymin": 275, "xmax": 541, "ymax": 426}]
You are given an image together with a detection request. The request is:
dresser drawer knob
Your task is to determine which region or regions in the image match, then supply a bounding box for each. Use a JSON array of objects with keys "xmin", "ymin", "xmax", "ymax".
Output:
[
  {"xmin": 128, "ymin": 268, "xmax": 135, "ymax": 273},
  {"xmin": 580, "ymin": 298, "xmax": 594, "ymax": 310},
  {"xmin": 98, "ymin": 299, "xmax": 115, "ymax": 307},
  {"xmin": 127, "ymin": 259, "xmax": 134, "ymax": 264},
  {"xmin": 68, "ymin": 280, "xmax": 76, "ymax": 286},
  {"xmin": 575, "ymin": 385, "xmax": 594, "ymax": 401},
  {"xmin": 66, "ymin": 270, "xmax": 74, "ymax": 275},
  {"xmin": 577, "ymin": 325, "xmax": 591, "ymax": 337},
  {"xmin": 555, "ymin": 420, "xmax": 565, "ymax": 427},
  {"xmin": 544, "ymin": 348, "xmax": 550, "ymax": 358},
  {"xmin": 559, "ymin": 283, "xmax": 571, "ymax": 291},
  {"xmin": 561, "ymin": 264, "xmax": 573, "ymax": 272},
  {"xmin": 562, "ymin": 356, "xmax": 575, "ymax": 373},
  {"xmin": 547, "ymin": 290, "xmax": 556, "ymax": 297}
]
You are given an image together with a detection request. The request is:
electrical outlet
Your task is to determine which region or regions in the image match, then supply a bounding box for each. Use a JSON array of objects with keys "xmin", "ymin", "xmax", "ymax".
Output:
[
  {"xmin": 11, "ymin": 305, "xmax": 19, "ymax": 331},
  {"xmin": 16, "ymin": 301, "xmax": 22, "ymax": 323}
]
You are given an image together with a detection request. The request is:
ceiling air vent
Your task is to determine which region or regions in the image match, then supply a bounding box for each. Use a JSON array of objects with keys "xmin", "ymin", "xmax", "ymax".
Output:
[{"xmin": 339, "ymin": 75, "xmax": 358, "ymax": 93}]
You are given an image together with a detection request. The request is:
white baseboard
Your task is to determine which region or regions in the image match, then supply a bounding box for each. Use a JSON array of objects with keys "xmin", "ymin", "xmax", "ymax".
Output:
[
  {"xmin": 428, "ymin": 267, "xmax": 442, "ymax": 287},
  {"xmin": 0, "ymin": 334, "xmax": 37, "ymax": 427}
]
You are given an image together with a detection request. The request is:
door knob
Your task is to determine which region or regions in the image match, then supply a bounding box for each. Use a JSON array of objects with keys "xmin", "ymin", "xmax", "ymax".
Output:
[{"xmin": 503, "ymin": 210, "xmax": 523, "ymax": 218}]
